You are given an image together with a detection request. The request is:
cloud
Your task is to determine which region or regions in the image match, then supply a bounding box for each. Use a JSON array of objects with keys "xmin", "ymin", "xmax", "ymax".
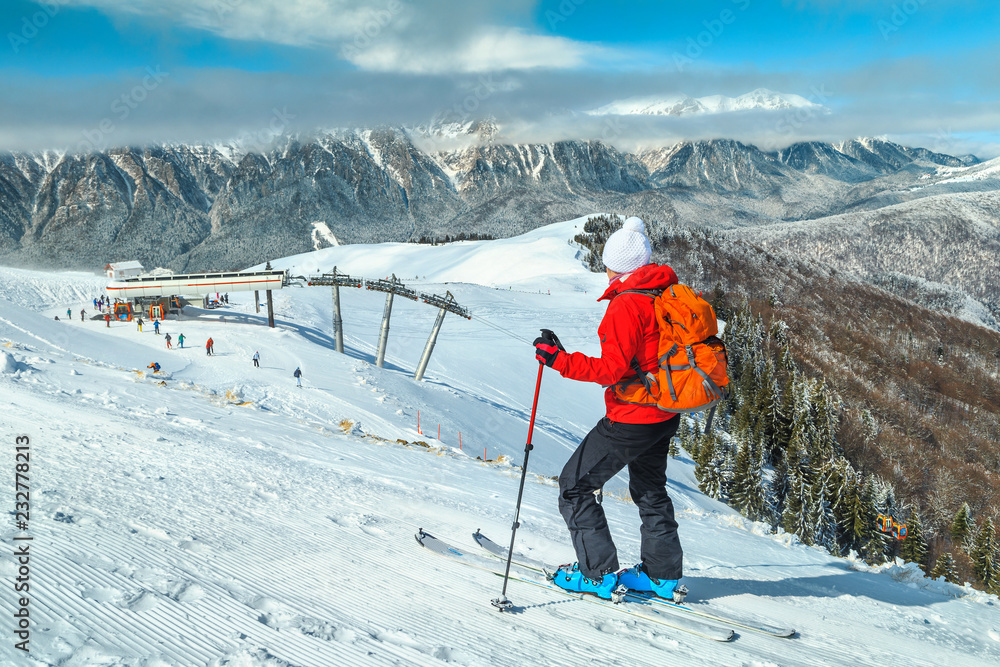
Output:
[
  {"xmin": 55, "ymin": 0, "xmax": 601, "ymax": 73},
  {"xmin": 2, "ymin": 3, "xmax": 998, "ymax": 158},
  {"xmin": 346, "ymin": 27, "xmax": 590, "ymax": 74},
  {"xmin": 3, "ymin": 60, "xmax": 998, "ymax": 159}
]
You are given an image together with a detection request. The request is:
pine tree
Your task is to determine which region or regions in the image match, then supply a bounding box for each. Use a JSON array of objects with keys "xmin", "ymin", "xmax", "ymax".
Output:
[
  {"xmin": 811, "ymin": 381, "xmax": 839, "ymax": 461},
  {"xmin": 696, "ymin": 434, "xmax": 726, "ymax": 499},
  {"xmin": 769, "ymin": 451, "xmax": 790, "ymax": 527},
  {"xmin": 857, "ymin": 475, "xmax": 887, "ymax": 565},
  {"xmin": 729, "ymin": 439, "xmax": 769, "ymax": 522},
  {"xmin": 771, "ymin": 370, "xmax": 796, "ymax": 466},
  {"xmin": 970, "ymin": 518, "xmax": 999, "ymax": 592},
  {"xmin": 709, "ymin": 282, "xmax": 729, "ymax": 321},
  {"xmin": 754, "ymin": 360, "xmax": 778, "ymax": 457},
  {"xmin": 841, "ymin": 472, "xmax": 885, "ymax": 565},
  {"xmin": 781, "ymin": 474, "xmax": 814, "ymax": 545},
  {"xmin": 897, "ymin": 507, "xmax": 929, "ymax": 571},
  {"xmin": 951, "ymin": 503, "xmax": 975, "ymax": 549},
  {"xmin": 684, "ymin": 419, "xmax": 703, "ymax": 462},
  {"xmin": 930, "ymin": 552, "xmax": 959, "ymax": 584},
  {"xmin": 810, "ymin": 462, "xmax": 841, "ymax": 553}
]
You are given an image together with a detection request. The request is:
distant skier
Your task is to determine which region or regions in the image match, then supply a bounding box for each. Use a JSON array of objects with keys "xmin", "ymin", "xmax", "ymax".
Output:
[
  {"xmin": 206, "ymin": 337, "xmax": 214, "ymax": 356},
  {"xmin": 165, "ymin": 333, "xmax": 172, "ymax": 349},
  {"xmin": 252, "ymin": 351, "xmax": 260, "ymax": 368},
  {"xmin": 136, "ymin": 317, "xmax": 144, "ymax": 332},
  {"xmin": 154, "ymin": 320, "xmax": 160, "ymax": 335},
  {"xmin": 535, "ymin": 217, "xmax": 685, "ymax": 602},
  {"xmin": 66, "ymin": 308, "xmax": 71, "ymax": 319},
  {"xmin": 177, "ymin": 333, "xmax": 185, "ymax": 348},
  {"xmin": 80, "ymin": 309, "xmax": 86, "ymax": 321},
  {"xmin": 147, "ymin": 362, "xmax": 161, "ymax": 373},
  {"xmin": 293, "ymin": 367, "xmax": 302, "ymax": 387},
  {"xmin": 104, "ymin": 313, "xmax": 111, "ymax": 327}
]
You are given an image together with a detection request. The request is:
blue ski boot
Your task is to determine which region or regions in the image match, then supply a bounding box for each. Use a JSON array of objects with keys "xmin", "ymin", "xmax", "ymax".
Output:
[
  {"xmin": 617, "ymin": 564, "xmax": 682, "ymax": 601},
  {"xmin": 550, "ymin": 563, "xmax": 619, "ymax": 600}
]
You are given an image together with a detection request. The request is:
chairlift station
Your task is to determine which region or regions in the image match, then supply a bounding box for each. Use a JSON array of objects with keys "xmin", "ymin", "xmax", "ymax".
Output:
[{"xmin": 106, "ymin": 261, "xmax": 470, "ymax": 381}]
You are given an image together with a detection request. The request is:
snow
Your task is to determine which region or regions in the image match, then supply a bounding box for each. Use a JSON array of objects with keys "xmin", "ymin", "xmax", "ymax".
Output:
[
  {"xmin": 310, "ymin": 222, "xmax": 340, "ymax": 250},
  {"xmin": 2, "ymin": 219, "xmax": 999, "ymax": 666},
  {"xmin": 590, "ymin": 89, "xmax": 822, "ymax": 117},
  {"xmin": 934, "ymin": 155, "xmax": 1000, "ymax": 184}
]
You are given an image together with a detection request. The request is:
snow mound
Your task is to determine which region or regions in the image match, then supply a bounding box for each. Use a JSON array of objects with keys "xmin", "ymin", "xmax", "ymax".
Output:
[{"xmin": 1, "ymin": 350, "xmax": 22, "ymax": 374}]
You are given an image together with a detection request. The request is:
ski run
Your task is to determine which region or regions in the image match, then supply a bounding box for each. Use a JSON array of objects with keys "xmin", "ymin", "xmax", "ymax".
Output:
[{"xmin": 1, "ymin": 216, "xmax": 999, "ymax": 666}]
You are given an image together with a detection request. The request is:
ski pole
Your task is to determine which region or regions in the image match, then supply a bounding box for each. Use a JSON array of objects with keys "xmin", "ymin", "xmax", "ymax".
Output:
[{"xmin": 491, "ymin": 360, "xmax": 545, "ymax": 611}]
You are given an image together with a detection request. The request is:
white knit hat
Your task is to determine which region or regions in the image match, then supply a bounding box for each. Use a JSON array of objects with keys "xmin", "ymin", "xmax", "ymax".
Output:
[{"xmin": 602, "ymin": 217, "xmax": 652, "ymax": 274}]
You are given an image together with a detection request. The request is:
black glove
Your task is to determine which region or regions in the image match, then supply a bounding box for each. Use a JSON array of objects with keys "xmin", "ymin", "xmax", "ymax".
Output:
[{"xmin": 533, "ymin": 329, "xmax": 565, "ymax": 367}]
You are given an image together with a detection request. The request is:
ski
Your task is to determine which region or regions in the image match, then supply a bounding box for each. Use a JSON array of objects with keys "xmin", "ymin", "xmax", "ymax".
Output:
[
  {"xmin": 472, "ymin": 529, "xmax": 796, "ymax": 639},
  {"xmin": 416, "ymin": 529, "xmax": 734, "ymax": 642}
]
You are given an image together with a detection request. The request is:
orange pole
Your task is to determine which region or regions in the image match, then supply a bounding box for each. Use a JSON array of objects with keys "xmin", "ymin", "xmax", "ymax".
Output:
[
  {"xmin": 459, "ymin": 432, "xmax": 462, "ymax": 450},
  {"xmin": 417, "ymin": 410, "xmax": 421, "ymax": 435},
  {"xmin": 438, "ymin": 424, "xmax": 440, "ymax": 440}
]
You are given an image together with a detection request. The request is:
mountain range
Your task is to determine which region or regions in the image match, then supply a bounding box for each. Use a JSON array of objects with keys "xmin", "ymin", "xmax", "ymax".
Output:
[{"xmin": 0, "ymin": 127, "xmax": 997, "ymax": 329}]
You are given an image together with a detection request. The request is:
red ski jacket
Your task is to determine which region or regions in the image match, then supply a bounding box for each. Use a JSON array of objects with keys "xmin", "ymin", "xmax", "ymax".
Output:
[{"xmin": 551, "ymin": 263, "xmax": 680, "ymax": 424}]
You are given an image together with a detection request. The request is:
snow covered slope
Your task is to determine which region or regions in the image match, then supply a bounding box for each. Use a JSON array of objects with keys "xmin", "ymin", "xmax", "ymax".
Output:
[{"xmin": 1, "ymin": 217, "xmax": 999, "ymax": 666}]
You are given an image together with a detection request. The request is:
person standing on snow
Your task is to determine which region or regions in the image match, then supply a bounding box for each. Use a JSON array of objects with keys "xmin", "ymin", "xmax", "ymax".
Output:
[
  {"xmin": 165, "ymin": 333, "xmax": 172, "ymax": 349},
  {"xmin": 104, "ymin": 313, "xmax": 111, "ymax": 327},
  {"xmin": 66, "ymin": 308, "xmax": 72, "ymax": 319},
  {"xmin": 206, "ymin": 337, "xmax": 214, "ymax": 356},
  {"xmin": 178, "ymin": 333, "xmax": 185, "ymax": 348},
  {"xmin": 534, "ymin": 217, "xmax": 684, "ymax": 601},
  {"xmin": 80, "ymin": 309, "xmax": 86, "ymax": 321},
  {"xmin": 136, "ymin": 317, "xmax": 144, "ymax": 332},
  {"xmin": 252, "ymin": 351, "xmax": 260, "ymax": 368},
  {"xmin": 293, "ymin": 367, "xmax": 302, "ymax": 387},
  {"xmin": 154, "ymin": 320, "xmax": 160, "ymax": 335}
]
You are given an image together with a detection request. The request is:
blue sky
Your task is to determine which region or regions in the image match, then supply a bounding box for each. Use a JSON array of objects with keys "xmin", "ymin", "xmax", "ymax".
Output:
[{"xmin": 2, "ymin": 0, "xmax": 998, "ymax": 155}]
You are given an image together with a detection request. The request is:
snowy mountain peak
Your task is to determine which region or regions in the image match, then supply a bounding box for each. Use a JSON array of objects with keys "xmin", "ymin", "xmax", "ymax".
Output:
[{"xmin": 589, "ymin": 88, "xmax": 823, "ymax": 116}]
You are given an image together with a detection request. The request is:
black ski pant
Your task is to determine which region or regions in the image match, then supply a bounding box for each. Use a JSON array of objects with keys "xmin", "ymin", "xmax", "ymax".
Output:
[{"xmin": 558, "ymin": 415, "xmax": 682, "ymax": 581}]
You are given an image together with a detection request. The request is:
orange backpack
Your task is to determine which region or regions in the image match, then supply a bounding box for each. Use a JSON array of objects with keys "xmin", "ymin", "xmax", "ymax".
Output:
[{"xmin": 612, "ymin": 284, "xmax": 729, "ymax": 418}]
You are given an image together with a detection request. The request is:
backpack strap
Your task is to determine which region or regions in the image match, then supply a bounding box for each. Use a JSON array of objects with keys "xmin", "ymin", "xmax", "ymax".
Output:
[
  {"xmin": 605, "ymin": 289, "xmax": 662, "ymax": 391},
  {"xmin": 614, "ymin": 288, "xmax": 662, "ymax": 300}
]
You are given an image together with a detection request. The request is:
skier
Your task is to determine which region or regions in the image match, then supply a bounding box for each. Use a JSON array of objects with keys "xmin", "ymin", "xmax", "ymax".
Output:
[
  {"xmin": 154, "ymin": 320, "xmax": 160, "ymax": 335},
  {"xmin": 534, "ymin": 217, "xmax": 683, "ymax": 601},
  {"xmin": 177, "ymin": 333, "xmax": 185, "ymax": 348},
  {"xmin": 293, "ymin": 367, "xmax": 302, "ymax": 387},
  {"xmin": 104, "ymin": 313, "xmax": 111, "ymax": 327},
  {"xmin": 206, "ymin": 337, "xmax": 214, "ymax": 356},
  {"xmin": 147, "ymin": 362, "xmax": 161, "ymax": 373},
  {"xmin": 165, "ymin": 333, "xmax": 172, "ymax": 349},
  {"xmin": 252, "ymin": 351, "xmax": 260, "ymax": 368},
  {"xmin": 66, "ymin": 308, "xmax": 71, "ymax": 320},
  {"xmin": 80, "ymin": 309, "xmax": 86, "ymax": 321},
  {"xmin": 136, "ymin": 317, "xmax": 144, "ymax": 332}
]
